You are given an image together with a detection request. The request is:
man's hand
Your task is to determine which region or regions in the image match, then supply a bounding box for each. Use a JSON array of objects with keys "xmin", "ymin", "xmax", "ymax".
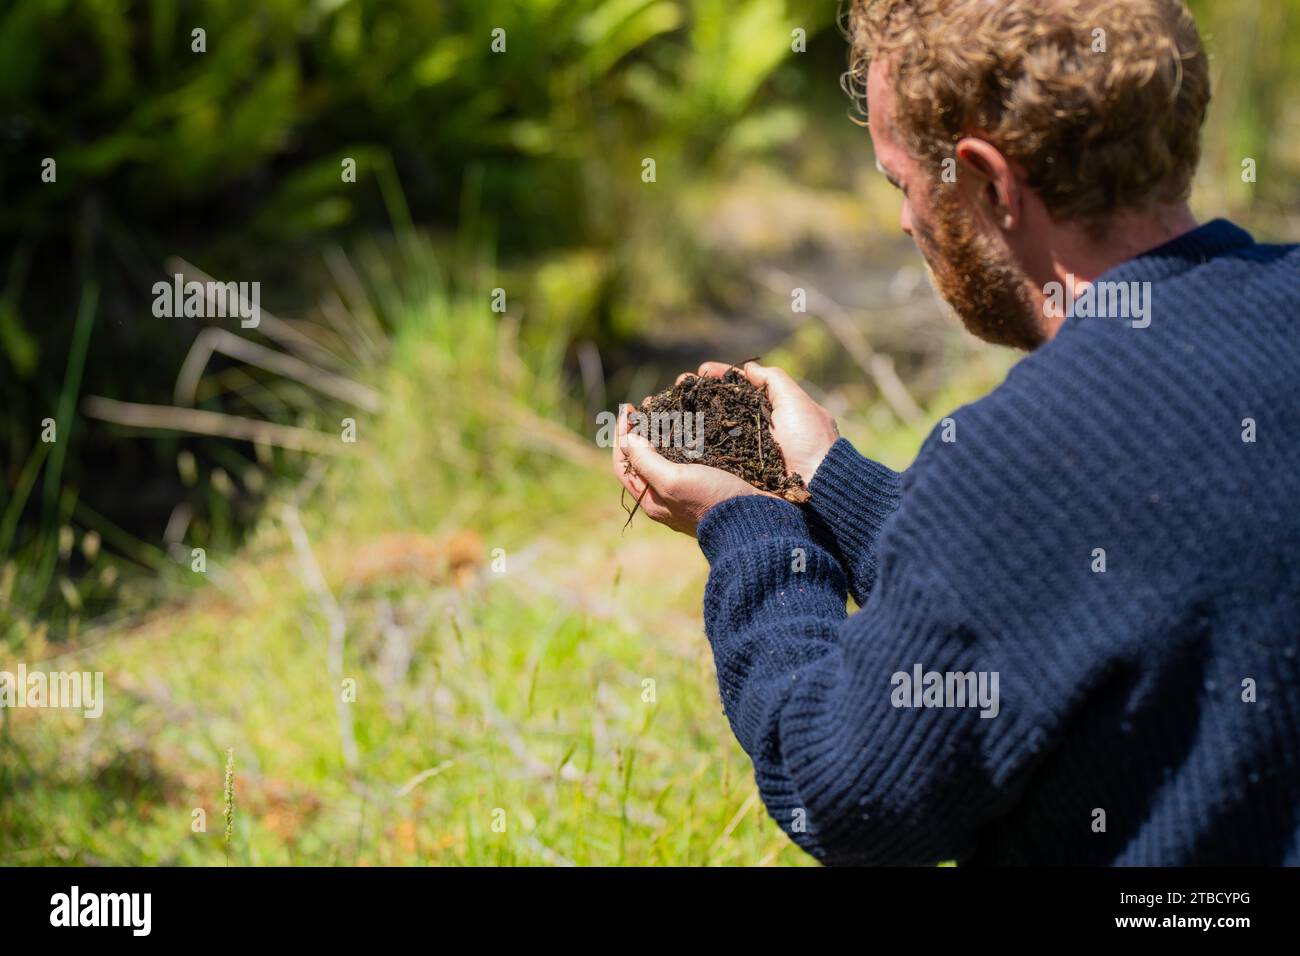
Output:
[
  {"xmin": 696, "ymin": 360, "xmax": 839, "ymax": 485},
  {"xmin": 611, "ymin": 402, "xmax": 764, "ymax": 537}
]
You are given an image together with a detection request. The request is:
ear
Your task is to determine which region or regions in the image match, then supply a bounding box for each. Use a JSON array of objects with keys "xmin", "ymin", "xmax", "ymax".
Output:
[{"xmin": 954, "ymin": 137, "xmax": 1021, "ymax": 231}]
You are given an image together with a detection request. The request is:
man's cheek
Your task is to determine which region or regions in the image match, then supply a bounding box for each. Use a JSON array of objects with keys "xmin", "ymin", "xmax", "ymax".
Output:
[{"xmin": 909, "ymin": 217, "xmax": 945, "ymax": 277}]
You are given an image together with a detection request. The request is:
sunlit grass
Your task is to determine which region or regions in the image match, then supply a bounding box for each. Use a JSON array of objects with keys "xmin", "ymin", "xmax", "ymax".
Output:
[{"xmin": 0, "ymin": 281, "xmax": 811, "ymax": 865}]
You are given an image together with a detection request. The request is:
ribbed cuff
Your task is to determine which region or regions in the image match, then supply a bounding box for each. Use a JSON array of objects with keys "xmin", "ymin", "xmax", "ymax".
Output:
[
  {"xmin": 806, "ymin": 437, "xmax": 903, "ymax": 577},
  {"xmin": 697, "ymin": 494, "xmax": 813, "ymax": 565}
]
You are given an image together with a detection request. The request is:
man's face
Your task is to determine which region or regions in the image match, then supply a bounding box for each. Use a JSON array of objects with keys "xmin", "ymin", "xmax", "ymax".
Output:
[{"xmin": 866, "ymin": 59, "xmax": 1043, "ymax": 350}]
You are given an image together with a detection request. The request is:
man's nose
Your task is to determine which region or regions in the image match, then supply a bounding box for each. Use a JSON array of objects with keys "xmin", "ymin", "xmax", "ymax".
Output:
[{"xmin": 900, "ymin": 200, "xmax": 913, "ymax": 237}]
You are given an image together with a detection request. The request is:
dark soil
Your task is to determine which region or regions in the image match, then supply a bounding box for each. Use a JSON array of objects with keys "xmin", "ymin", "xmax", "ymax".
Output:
[{"xmin": 628, "ymin": 366, "xmax": 811, "ymax": 506}]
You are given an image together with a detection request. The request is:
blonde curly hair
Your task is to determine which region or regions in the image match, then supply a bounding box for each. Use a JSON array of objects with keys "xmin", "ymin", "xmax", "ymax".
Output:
[{"xmin": 842, "ymin": 0, "xmax": 1210, "ymax": 230}]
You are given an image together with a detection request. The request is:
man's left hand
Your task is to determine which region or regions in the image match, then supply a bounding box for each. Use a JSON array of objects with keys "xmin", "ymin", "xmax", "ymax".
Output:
[{"xmin": 611, "ymin": 402, "xmax": 766, "ymax": 537}]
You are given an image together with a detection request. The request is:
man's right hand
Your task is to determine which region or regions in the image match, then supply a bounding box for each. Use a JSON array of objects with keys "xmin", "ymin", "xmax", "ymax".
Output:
[{"xmin": 694, "ymin": 360, "xmax": 840, "ymax": 485}]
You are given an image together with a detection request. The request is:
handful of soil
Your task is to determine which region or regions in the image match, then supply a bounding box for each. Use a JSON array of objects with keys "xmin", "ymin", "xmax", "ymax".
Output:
[{"xmin": 628, "ymin": 366, "xmax": 811, "ymax": 505}]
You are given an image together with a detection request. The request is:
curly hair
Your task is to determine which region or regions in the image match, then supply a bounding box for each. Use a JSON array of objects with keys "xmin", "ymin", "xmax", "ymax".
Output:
[{"xmin": 841, "ymin": 0, "xmax": 1210, "ymax": 229}]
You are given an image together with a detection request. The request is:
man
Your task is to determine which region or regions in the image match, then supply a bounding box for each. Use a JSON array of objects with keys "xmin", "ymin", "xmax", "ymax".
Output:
[{"xmin": 613, "ymin": 0, "xmax": 1300, "ymax": 865}]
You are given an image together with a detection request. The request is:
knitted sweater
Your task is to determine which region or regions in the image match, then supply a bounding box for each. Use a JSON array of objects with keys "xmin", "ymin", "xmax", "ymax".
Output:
[{"xmin": 695, "ymin": 219, "xmax": 1300, "ymax": 865}]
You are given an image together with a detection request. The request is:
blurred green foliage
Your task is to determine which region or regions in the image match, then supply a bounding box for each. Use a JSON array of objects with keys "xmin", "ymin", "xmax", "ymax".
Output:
[
  {"xmin": 1187, "ymin": 0, "xmax": 1300, "ymax": 213},
  {"xmin": 0, "ymin": 0, "xmax": 835, "ymax": 633},
  {"xmin": 1, "ymin": 0, "xmax": 831, "ymax": 258}
]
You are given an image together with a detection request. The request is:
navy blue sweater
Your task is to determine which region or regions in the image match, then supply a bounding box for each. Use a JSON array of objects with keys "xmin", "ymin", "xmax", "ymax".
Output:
[{"xmin": 696, "ymin": 219, "xmax": 1300, "ymax": 865}]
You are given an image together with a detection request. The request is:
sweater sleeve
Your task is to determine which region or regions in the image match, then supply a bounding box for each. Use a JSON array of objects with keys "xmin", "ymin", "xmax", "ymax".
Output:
[
  {"xmin": 803, "ymin": 437, "xmax": 903, "ymax": 607},
  {"xmin": 696, "ymin": 493, "xmax": 1026, "ymax": 866}
]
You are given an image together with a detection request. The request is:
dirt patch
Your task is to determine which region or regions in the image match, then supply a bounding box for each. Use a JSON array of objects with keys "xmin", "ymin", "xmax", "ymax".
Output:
[{"xmin": 346, "ymin": 530, "xmax": 483, "ymax": 587}]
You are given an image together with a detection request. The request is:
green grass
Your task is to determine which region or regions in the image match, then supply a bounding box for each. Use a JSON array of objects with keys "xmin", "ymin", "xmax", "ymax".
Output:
[{"xmin": 0, "ymin": 255, "xmax": 1005, "ymax": 866}]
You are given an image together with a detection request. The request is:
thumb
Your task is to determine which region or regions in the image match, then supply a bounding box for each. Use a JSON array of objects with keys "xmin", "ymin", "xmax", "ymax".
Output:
[
  {"xmin": 622, "ymin": 430, "xmax": 680, "ymax": 491},
  {"xmin": 741, "ymin": 360, "xmax": 797, "ymax": 399}
]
